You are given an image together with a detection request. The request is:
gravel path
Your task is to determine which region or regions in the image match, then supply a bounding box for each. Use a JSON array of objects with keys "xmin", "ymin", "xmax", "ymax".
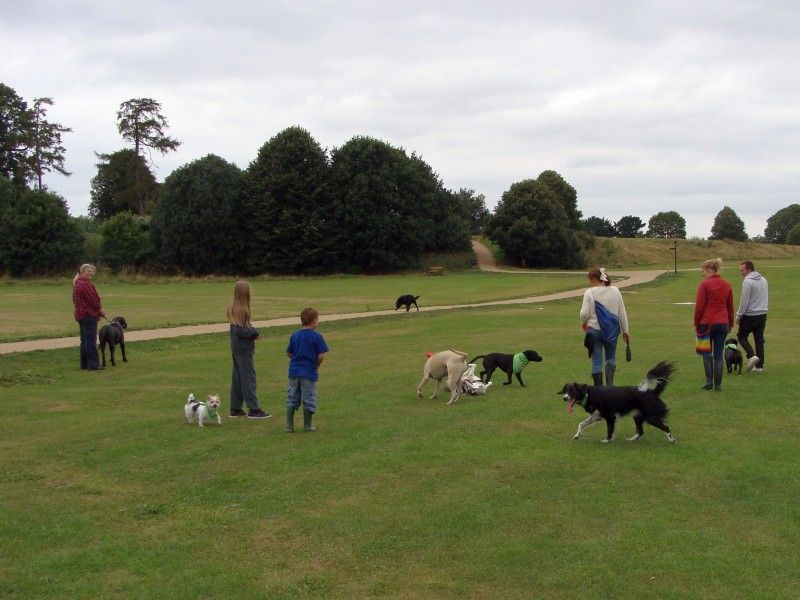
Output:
[{"xmin": 0, "ymin": 242, "xmax": 666, "ymax": 355}]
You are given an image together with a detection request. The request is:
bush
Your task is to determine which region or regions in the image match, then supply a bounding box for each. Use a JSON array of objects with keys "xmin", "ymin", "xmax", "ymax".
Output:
[
  {"xmin": 99, "ymin": 212, "xmax": 151, "ymax": 272},
  {"xmin": 0, "ymin": 177, "xmax": 84, "ymax": 275}
]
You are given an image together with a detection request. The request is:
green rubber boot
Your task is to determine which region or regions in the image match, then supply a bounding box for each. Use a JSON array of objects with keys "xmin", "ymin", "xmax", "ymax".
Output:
[
  {"xmin": 303, "ymin": 409, "xmax": 316, "ymax": 432},
  {"xmin": 285, "ymin": 407, "xmax": 295, "ymax": 432}
]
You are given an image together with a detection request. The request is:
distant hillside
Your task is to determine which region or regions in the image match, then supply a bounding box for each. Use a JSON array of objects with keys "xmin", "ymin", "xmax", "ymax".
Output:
[
  {"xmin": 586, "ymin": 238, "xmax": 800, "ymax": 268},
  {"xmin": 475, "ymin": 235, "xmax": 800, "ymax": 269}
]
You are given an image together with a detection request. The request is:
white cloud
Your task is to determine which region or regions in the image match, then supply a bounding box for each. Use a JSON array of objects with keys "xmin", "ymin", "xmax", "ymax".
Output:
[{"xmin": 3, "ymin": 0, "xmax": 799, "ymax": 238}]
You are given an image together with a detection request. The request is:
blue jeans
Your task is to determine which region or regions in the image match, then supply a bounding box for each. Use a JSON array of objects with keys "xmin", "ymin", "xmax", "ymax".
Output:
[
  {"xmin": 587, "ymin": 327, "xmax": 618, "ymax": 373},
  {"xmin": 287, "ymin": 377, "xmax": 317, "ymax": 413},
  {"xmin": 78, "ymin": 317, "xmax": 100, "ymax": 370}
]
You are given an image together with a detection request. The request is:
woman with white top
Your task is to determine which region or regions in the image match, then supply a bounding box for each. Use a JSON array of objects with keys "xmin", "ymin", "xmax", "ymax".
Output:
[{"xmin": 580, "ymin": 267, "xmax": 630, "ymax": 386}]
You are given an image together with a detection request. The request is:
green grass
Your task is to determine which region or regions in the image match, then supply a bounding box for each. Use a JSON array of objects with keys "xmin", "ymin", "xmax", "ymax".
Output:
[
  {"xmin": 1, "ymin": 267, "xmax": 798, "ymax": 598},
  {"xmin": 0, "ymin": 272, "xmax": 589, "ymax": 342}
]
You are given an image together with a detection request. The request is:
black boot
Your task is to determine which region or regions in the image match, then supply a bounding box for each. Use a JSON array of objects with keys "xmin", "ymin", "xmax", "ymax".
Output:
[
  {"xmin": 604, "ymin": 364, "xmax": 615, "ymax": 387},
  {"xmin": 285, "ymin": 407, "xmax": 295, "ymax": 432},
  {"xmin": 701, "ymin": 355, "xmax": 713, "ymax": 390},
  {"xmin": 303, "ymin": 409, "xmax": 316, "ymax": 432},
  {"xmin": 591, "ymin": 372, "xmax": 603, "ymax": 386}
]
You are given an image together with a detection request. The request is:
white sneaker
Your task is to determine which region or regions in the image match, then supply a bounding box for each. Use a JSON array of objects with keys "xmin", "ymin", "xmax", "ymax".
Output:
[
  {"xmin": 752, "ymin": 367, "xmax": 764, "ymax": 373},
  {"xmin": 746, "ymin": 356, "xmax": 760, "ymax": 372}
]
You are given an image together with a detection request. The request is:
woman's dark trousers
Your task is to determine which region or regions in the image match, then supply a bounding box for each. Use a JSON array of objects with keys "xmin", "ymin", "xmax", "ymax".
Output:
[{"xmin": 79, "ymin": 317, "xmax": 100, "ymax": 370}]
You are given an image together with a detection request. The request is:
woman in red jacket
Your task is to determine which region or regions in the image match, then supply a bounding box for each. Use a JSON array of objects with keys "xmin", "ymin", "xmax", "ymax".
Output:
[
  {"xmin": 694, "ymin": 258, "xmax": 734, "ymax": 391},
  {"xmin": 72, "ymin": 264, "xmax": 105, "ymax": 370}
]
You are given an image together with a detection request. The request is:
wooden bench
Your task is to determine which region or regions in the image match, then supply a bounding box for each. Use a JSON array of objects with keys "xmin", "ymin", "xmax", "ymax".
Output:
[{"xmin": 427, "ymin": 265, "xmax": 445, "ymax": 276}]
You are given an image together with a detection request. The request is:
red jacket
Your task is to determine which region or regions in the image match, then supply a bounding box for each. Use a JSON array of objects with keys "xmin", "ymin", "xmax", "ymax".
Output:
[
  {"xmin": 73, "ymin": 277, "xmax": 104, "ymax": 321},
  {"xmin": 694, "ymin": 274, "xmax": 734, "ymax": 328}
]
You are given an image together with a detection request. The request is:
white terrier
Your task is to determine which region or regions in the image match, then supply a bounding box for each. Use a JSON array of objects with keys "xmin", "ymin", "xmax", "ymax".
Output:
[{"xmin": 184, "ymin": 393, "xmax": 222, "ymax": 427}]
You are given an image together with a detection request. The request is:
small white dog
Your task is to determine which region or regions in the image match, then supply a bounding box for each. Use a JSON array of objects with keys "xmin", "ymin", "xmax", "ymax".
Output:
[
  {"xmin": 458, "ymin": 364, "xmax": 493, "ymax": 396},
  {"xmin": 184, "ymin": 393, "xmax": 222, "ymax": 427}
]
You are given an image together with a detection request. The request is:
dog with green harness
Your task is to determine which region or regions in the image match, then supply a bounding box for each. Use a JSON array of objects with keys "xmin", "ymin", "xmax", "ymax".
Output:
[
  {"xmin": 468, "ymin": 350, "xmax": 543, "ymax": 387},
  {"xmin": 185, "ymin": 393, "xmax": 223, "ymax": 427},
  {"xmin": 724, "ymin": 338, "xmax": 744, "ymax": 375}
]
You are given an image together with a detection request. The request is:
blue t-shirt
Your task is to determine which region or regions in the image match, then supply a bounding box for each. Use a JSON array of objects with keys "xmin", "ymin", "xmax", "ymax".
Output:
[{"xmin": 286, "ymin": 328, "xmax": 329, "ymax": 381}]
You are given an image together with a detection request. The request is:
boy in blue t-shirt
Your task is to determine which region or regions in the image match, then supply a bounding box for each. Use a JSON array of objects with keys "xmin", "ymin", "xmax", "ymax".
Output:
[{"xmin": 285, "ymin": 307, "xmax": 329, "ymax": 432}]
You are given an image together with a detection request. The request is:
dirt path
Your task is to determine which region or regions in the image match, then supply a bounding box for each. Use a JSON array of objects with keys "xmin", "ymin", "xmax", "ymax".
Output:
[{"xmin": 0, "ymin": 242, "xmax": 667, "ymax": 355}]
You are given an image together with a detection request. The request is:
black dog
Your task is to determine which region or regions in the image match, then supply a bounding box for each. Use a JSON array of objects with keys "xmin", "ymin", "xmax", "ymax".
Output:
[
  {"xmin": 724, "ymin": 338, "xmax": 743, "ymax": 375},
  {"xmin": 99, "ymin": 316, "xmax": 128, "ymax": 367},
  {"xmin": 468, "ymin": 350, "xmax": 543, "ymax": 386},
  {"xmin": 395, "ymin": 295, "xmax": 420, "ymax": 312},
  {"xmin": 559, "ymin": 361, "xmax": 676, "ymax": 443}
]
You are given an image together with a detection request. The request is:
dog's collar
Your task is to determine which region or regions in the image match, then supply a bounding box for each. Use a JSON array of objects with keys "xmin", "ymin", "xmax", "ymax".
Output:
[
  {"xmin": 111, "ymin": 321, "xmax": 124, "ymax": 329},
  {"xmin": 725, "ymin": 343, "xmax": 738, "ymax": 351}
]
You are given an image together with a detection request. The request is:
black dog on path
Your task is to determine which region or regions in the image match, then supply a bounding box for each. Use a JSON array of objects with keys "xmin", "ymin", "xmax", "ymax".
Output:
[
  {"xmin": 724, "ymin": 338, "xmax": 744, "ymax": 375},
  {"xmin": 559, "ymin": 360, "xmax": 676, "ymax": 444},
  {"xmin": 395, "ymin": 295, "xmax": 420, "ymax": 312},
  {"xmin": 468, "ymin": 350, "xmax": 543, "ymax": 386},
  {"xmin": 99, "ymin": 316, "xmax": 128, "ymax": 367}
]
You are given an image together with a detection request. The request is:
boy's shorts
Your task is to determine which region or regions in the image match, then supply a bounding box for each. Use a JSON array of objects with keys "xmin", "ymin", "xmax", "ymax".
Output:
[{"xmin": 287, "ymin": 377, "xmax": 317, "ymax": 412}]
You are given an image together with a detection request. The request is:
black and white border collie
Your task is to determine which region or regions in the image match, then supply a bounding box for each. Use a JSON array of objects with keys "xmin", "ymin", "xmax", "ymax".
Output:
[{"xmin": 558, "ymin": 361, "xmax": 677, "ymax": 444}]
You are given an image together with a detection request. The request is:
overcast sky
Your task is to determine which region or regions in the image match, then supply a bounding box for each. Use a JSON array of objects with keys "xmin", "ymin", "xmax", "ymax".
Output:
[{"xmin": 3, "ymin": 0, "xmax": 799, "ymax": 238}]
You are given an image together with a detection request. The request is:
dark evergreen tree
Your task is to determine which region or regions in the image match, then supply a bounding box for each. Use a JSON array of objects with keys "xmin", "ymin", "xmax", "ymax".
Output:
[
  {"xmin": 243, "ymin": 127, "xmax": 334, "ymax": 274},
  {"xmin": 152, "ymin": 154, "xmax": 244, "ymax": 274},
  {"xmin": 0, "ymin": 84, "xmax": 30, "ymax": 184},
  {"xmin": 330, "ymin": 136, "xmax": 462, "ymax": 272},
  {"xmin": 117, "ymin": 98, "xmax": 180, "ymax": 160},
  {"xmin": 710, "ymin": 206, "xmax": 748, "ymax": 241},
  {"xmin": 406, "ymin": 154, "xmax": 470, "ymax": 253},
  {"xmin": 27, "ymin": 97, "xmax": 71, "ymax": 191},
  {"xmin": 89, "ymin": 149, "xmax": 159, "ymax": 218},
  {"xmin": 0, "ymin": 177, "xmax": 83, "ymax": 275}
]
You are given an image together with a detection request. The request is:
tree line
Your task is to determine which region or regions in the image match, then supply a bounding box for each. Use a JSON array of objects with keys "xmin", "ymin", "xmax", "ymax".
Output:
[{"xmin": 2, "ymin": 82, "xmax": 800, "ymax": 276}]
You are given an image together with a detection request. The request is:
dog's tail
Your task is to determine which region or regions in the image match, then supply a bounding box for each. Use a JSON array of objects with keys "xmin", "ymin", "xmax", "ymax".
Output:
[
  {"xmin": 468, "ymin": 355, "xmax": 485, "ymax": 364},
  {"xmin": 638, "ymin": 361, "xmax": 675, "ymax": 394},
  {"xmin": 448, "ymin": 349, "xmax": 469, "ymax": 359},
  {"xmin": 186, "ymin": 393, "xmax": 195, "ymax": 405},
  {"xmin": 414, "ymin": 295, "xmax": 420, "ymax": 300}
]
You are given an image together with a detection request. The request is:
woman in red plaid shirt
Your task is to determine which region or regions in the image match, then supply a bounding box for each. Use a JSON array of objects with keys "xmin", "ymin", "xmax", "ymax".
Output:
[{"xmin": 72, "ymin": 264, "xmax": 105, "ymax": 370}]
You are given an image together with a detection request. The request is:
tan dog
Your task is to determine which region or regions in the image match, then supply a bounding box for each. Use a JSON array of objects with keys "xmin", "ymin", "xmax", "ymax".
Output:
[{"xmin": 417, "ymin": 349, "xmax": 469, "ymax": 405}]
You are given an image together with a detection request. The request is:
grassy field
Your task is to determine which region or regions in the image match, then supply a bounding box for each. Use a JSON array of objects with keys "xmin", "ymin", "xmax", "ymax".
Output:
[
  {"xmin": 1, "ymin": 265, "xmax": 798, "ymax": 598},
  {"xmin": 0, "ymin": 271, "xmax": 589, "ymax": 343}
]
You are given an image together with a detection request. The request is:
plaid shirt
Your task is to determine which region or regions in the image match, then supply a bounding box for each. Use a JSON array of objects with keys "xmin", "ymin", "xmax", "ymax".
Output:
[{"xmin": 73, "ymin": 277, "xmax": 104, "ymax": 321}]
